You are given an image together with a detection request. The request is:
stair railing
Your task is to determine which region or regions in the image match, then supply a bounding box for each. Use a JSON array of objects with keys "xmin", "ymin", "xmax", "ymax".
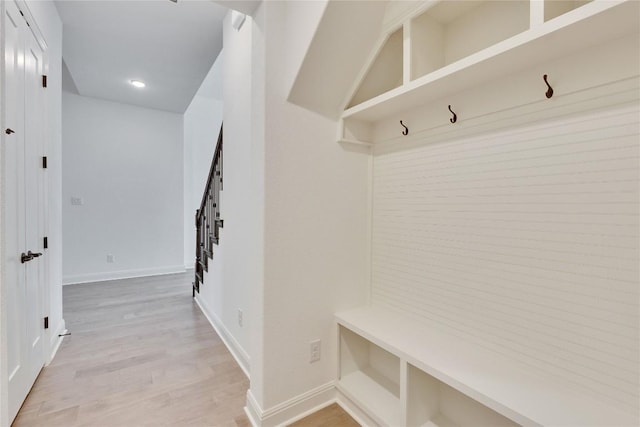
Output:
[{"xmin": 194, "ymin": 124, "xmax": 223, "ymax": 296}]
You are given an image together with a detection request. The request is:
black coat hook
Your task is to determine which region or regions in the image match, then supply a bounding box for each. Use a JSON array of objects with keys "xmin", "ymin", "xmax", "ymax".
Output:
[
  {"xmin": 448, "ymin": 105, "xmax": 457, "ymax": 124},
  {"xmin": 543, "ymin": 74, "xmax": 553, "ymax": 99},
  {"xmin": 400, "ymin": 120, "xmax": 408, "ymax": 135}
]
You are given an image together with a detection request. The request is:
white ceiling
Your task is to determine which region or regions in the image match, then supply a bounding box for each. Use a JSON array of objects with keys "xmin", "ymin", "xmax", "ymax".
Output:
[{"xmin": 55, "ymin": 0, "xmax": 228, "ymax": 113}]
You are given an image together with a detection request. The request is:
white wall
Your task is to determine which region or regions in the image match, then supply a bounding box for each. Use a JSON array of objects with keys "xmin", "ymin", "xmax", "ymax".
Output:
[
  {"xmin": 195, "ymin": 5, "xmax": 370, "ymax": 424},
  {"xmin": 183, "ymin": 52, "xmax": 223, "ymax": 268},
  {"xmin": 248, "ymin": 4, "xmax": 266, "ymax": 408},
  {"xmin": 247, "ymin": 2, "xmax": 371, "ymax": 421},
  {"xmin": 194, "ymin": 11, "xmax": 259, "ymax": 378},
  {"xmin": 282, "ymin": 0, "xmax": 327, "ymax": 96},
  {"xmin": 0, "ymin": 1, "xmax": 63, "ymax": 424},
  {"xmin": 61, "ymin": 93, "xmax": 184, "ymax": 284}
]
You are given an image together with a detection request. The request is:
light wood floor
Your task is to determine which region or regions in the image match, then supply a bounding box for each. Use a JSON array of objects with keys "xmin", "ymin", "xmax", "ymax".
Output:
[
  {"xmin": 288, "ymin": 404, "xmax": 359, "ymax": 427},
  {"xmin": 13, "ymin": 273, "xmax": 250, "ymax": 427}
]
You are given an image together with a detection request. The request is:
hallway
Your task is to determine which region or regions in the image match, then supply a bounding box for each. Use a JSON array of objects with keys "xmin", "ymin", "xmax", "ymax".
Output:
[{"xmin": 12, "ymin": 273, "xmax": 249, "ymax": 427}]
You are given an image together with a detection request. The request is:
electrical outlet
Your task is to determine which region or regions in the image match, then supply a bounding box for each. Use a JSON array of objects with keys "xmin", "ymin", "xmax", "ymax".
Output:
[
  {"xmin": 237, "ymin": 309, "xmax": 243, "ymax": 327},
  {"xmin": 106, "ymin": 254, "xmax": 115, "ymax": 263},
  {"xmin": 310, "ymin": 339, "xmax": 321, "ymax": 363}
]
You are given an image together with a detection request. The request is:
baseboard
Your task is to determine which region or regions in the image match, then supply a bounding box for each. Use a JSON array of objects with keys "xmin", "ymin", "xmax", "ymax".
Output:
[
  {"xmin": 194, "ymin": 294, "xmax": 250, "ymax": 378},
  {"xmin": 245, "ymin": 391, "xmax": 262, "ymax": 427},
  {"xmin": 62, "ymin": 265, "xmax": 186, "ymax": 285},
  {"xmin": 335, "ymin": 387, "xmax": 376, "ymax": 427},
  {"xmin": 46, "ymin": 319, "xmax": 66, "ymax": 364},
  {"xmin": 245, "ymin": 382, "xmax": 337, "ymax": 427}
]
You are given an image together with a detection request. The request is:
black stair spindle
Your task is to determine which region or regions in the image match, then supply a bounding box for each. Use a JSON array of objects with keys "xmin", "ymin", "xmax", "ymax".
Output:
[{"xmin": 193, "ymin": 124, "xmax": 223, "ymax": 295}]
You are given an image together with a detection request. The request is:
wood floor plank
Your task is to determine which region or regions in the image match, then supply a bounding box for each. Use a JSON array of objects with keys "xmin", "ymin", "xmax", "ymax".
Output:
[
  {"xmin": 12, "ymin": 273, "xmax": 249, "ymax": 427},
  {"xmin": 288, "ymin": 403, "xmax": 360, "ymax": 427}
]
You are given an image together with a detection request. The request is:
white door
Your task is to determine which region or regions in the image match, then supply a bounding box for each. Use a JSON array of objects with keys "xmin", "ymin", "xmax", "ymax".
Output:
[{"xmin": 4, "ymin": 0, "xmax": 47, "ymax": 422}]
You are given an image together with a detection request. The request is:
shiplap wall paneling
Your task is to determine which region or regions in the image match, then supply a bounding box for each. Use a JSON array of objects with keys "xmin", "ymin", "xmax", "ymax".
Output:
[{"xmin": 371, "ymin": 102, "xmax": 639, "ymax": 414}]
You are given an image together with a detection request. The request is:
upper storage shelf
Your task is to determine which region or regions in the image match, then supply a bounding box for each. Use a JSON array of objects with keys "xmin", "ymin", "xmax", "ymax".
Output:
[
  {"xmin": 410, "ymin": 0, "xmax": 530, "ymax": 81},
  {"xmin": 338, "ymin": 0, "xmax": 638, "ymax": 143}
]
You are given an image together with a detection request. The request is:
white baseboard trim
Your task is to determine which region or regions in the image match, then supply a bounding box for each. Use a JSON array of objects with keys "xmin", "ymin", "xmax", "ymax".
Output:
[
  {"xmin": 62, "ymin": 265, "xmax": 186, "ymax": 285},
  {"xmin": 336, "ymin": 387, "xmax": 376, "ymax": 427},
  {"xmin": 194, "ymin": 294, "xmax": 250, "ymax": 378},
  {"xmin": 245, "ymin": 382, "xmax": 337, "ymax": 427},
  {"xmin": 245, "ymin": 391, "xmax": 262, "ymax": 427},
  {"xmin": 46, "ymin": 319, "xmax": 66, "ymax": 365}
]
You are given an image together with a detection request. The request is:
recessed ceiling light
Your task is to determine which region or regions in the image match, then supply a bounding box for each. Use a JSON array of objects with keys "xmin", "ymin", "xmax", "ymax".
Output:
[{"xmin": 130, "ymin": 80, "xmax": 146, "ymax": 88}]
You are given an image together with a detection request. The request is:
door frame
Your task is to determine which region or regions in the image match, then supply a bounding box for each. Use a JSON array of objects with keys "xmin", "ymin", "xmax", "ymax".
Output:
[{"xmin": 0, "ymin": 0, "xmax": 50, "ymax": 424}]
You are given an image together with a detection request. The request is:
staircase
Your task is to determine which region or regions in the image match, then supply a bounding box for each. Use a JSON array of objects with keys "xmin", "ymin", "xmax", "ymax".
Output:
[{"xmin": 193, "ymin": 124, "xmax": 223, "ymax": 296}]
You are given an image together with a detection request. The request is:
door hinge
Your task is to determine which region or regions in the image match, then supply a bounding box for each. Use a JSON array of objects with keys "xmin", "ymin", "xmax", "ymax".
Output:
[
  {"xmin": 44, "ymin": 317, "xmax": 49, "ymax": 329},
  {"xmin": 43, "ymin": 236, "xmax": 48, "ymax": 249},
  {"xmin": 42, "ymin": 75, "xmax": 47, "ymax": 88},
  {"xmin": 42, "ymin": 156, "xmax": 48, "ymax": 168},
  {"xmin": 18, "ymin": 10, "xmax": 30, "ymax": 27}
]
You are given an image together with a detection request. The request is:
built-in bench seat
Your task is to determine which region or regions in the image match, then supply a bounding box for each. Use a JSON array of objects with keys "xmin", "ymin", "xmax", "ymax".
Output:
[{"xmin": 336, "ymin": 306, "xmax": 636, "ymax": 427}]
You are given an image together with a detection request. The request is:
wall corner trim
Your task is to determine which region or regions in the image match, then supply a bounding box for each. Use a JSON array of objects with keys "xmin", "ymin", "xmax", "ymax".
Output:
[
  {"xmin": 245, "ymin": 391, "xmax": 262, "ymax": 427},
  {"xmin": 46, "ymin": 319, "xmax": 66, "ymax": 365},
  {"xmin": 246, "ymin": 382, "xmax": 337, "ymax": 427},
  {"xmin": 194, "ymin": 294, "xmax": 250, "ymax": 378}
]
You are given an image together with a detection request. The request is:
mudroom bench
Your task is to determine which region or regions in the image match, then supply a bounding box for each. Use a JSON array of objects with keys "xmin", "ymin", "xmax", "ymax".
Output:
[{"xmin": 335, "ymin": 306, "xmax": 635, "ymax": 427}]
